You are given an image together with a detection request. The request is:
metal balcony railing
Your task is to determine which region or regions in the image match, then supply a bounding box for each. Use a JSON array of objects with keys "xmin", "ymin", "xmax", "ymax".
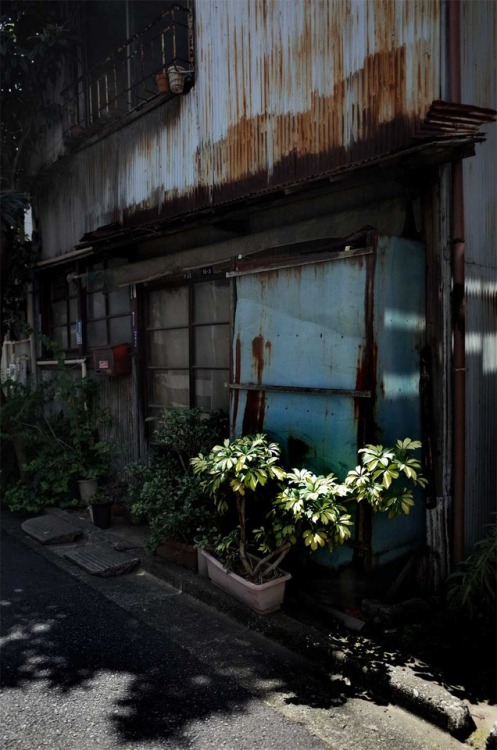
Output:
[{"xmin": 62, "ymin": 4, "xmax": 193, "ymax": 145}]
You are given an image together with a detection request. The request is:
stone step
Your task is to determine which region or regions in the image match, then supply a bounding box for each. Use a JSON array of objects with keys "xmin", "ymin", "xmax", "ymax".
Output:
[
  {"xmin": 64, "ymin": 543, "xmax": 140, "ymax": 577},
  {"xmin": 21, "ymin": 516, "xmax": 84, "ymax": 545}
]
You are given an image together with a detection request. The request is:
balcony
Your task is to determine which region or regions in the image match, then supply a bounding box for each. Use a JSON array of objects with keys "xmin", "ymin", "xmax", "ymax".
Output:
[{"xmin": 62, "ymin": 3, "xmax": 194, "ymax": 148}]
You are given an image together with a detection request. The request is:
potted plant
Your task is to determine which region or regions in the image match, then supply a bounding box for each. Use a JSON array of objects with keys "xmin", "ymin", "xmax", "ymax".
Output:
[
  {"xmin": 191, "ymin": 434, "xmax": 427, "ymax": 615},
  {"xmin": 0, "ymin": 371, "xmax": 114, "ymax": 514},
  {"xmin": 191, "ymin": 434, "xmax": 353, "ymax": 613},
  {"xmin": 154, "ymin": 69, "xmax": 170, "ymax": 94},
  {"xmin": 76, "ymin": 439, "xmax": 114, "ymax": 503},
  {"xmin": 87, "ymin": 486, "xmax": 112, "ymax": 530},
  {"xmin": 59, "ymin": 377, "xmax": 114, "ymax": 503},
  {"xmin": 123, "ymin": 408, "xmax": 228, "ymax": 569}
]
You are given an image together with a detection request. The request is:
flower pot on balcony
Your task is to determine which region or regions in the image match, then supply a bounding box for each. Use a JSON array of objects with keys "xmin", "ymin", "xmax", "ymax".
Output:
[
  {"xmin": 155, "ymin": 70, "xmax": 170, "ymax": 94},
  {"xmin": 167, "ymin": 65, "xmax": 186, "ymax": 94},
  {"xmin": 199, "ymin": 549, "xmax": 291, "ymax": 615}
]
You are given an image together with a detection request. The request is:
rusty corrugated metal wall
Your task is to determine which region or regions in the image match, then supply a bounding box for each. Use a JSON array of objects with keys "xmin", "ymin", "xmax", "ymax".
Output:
[
  {"xmin": 460, "ymin": 0, "xmax": 497, "ymax": 551},
  {"xmin": 35, "ymin": 0, "xmax": 441, "ymax": 259}
]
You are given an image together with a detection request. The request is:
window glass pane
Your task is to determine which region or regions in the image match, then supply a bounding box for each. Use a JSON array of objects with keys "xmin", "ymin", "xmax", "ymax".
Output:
[
  {"xmin": 87, "ymin": 291, "xmax": 106, "ymax": 319},
  {"xmin": 148, "ymin": 329, "xmax": 188, "ymax": 367},
  {"xmin": 194, "ymin": 280, "xmax": 230, "ymax": 324},
  {"xmin": 87, "ymin": 320, "xmax": 108, "ymax": 347},
  {"xmin": 52, "ymin": 276, "xmax": 69, "ymax": 302},
  {"xmin": 148, "ymin": 286, "xmax": 188, "ymax": 328},
  {"xmin": 108, "ymin": 287, "xmax": 130, "ymax": 316},
  {"xmin": 109, "ymin": 316, "xmax": 132, "ymax": 345},
  {"xmin": 194, "ymin": 324, "xmax": 230, "ymax": 368},
  {"xmin": 150, "ymin": 369, "xmax": 189, "ymax": 409},
  {"xmin": 69, "ymin": 298, "xmax": 79, "ymax": 323},
  {"xmin": 52, "ymin": 326, "xmax": 68, "ymax": 350},
  {"xmin": 52, "ymin": 301, "xmax": 67, "ymax": 326},
  {"xmin": 194, "ymin": 370, "xmax": 229, "ymax": 411},
  {"xmin": 107, "ymin": 257, "xmax": 127, "ymax": 269},
  {"xmin": 69, "ymin": 324, "xmax": 78, "ymax": 350}
]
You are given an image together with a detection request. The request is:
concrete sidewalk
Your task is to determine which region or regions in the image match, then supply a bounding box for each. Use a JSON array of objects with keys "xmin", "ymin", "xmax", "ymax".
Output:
[{"xmin": 2, "ymin": 506, "xmax": 496, "ymax": 747}]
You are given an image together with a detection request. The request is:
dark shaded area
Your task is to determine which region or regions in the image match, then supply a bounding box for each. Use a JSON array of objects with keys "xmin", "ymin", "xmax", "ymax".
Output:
[
  {"xmin": 0, "ymin": 530, "xmax": 355, "ymax": 747},
  {"xmin": 286, "ymin": 560, "xmax": 496, "ymax": 706}
]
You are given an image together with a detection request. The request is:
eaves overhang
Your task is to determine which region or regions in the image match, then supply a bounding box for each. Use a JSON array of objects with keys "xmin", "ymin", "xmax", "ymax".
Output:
[{"xmin": 40, "ymin": 99, "xmax": 496, "ymax": 266}]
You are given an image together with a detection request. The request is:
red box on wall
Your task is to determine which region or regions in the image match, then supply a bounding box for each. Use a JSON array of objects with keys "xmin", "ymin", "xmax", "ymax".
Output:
[{"xmin": 93, "ymin": 344, "xmax": 131, "ymax": 376}]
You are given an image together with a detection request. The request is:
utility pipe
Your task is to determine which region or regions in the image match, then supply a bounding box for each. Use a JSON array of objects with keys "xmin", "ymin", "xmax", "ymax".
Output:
[
  {"xmin": 27, "ymin": 285, "xmax": 37, "ymax": 388},
  {"xmin": 448, "ymin": 0, "xmax": 465, "ymax": 564}
]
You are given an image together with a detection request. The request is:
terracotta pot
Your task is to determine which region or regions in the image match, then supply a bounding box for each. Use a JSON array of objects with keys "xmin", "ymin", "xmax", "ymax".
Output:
[
  {"xmin": 199, "ymin": 549, "xmax": 291, "ymax": 615},
  {"xmin": 155, "ymin": 70, "xmax": 170, "ymax": 94},
  {"xmin": 156, "ymin": 538, "xmax": 198, "ymax": 571}
]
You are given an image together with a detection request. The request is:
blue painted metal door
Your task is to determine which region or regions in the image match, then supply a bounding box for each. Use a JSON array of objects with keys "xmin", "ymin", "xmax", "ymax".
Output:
[{"xmin": 230, "ymin": 236, "xmax": 425, "ymax": 568}]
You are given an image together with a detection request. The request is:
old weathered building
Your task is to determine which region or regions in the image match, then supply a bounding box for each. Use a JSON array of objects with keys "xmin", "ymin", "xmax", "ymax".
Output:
[{"xmin": 19, "ymin": 0, "xmax": 496, "ymax": 584}]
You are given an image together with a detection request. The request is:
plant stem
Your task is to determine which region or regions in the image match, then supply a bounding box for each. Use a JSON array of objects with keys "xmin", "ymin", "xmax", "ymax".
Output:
[
  {"xmin": 236, "ymin": 492, "xmax": 254, "ymax": 577},
  {"xmin": 252, "ymin": 543, "xmax": 291, "ymax": 579}
]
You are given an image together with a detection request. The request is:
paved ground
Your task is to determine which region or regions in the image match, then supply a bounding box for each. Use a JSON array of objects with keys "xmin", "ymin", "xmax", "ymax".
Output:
[{"xmin": 0, "ymin": 527, "xmax": 467, "ymax": 750}]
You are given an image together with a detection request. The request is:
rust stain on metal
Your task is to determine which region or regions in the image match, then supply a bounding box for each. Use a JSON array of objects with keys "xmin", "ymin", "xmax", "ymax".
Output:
[
  {"xmin": 415, "ymin": 100, "xmax": 496, "ymax": 141},
  {"xmin": 232, "ymin": 335, "xmax": 242, "ymax": 430},
  {"xmin": 354, "ymin": 344, "xmax": 367, "ymax": 423},
  {"xmin": 242, "ymin": 334, "xmax": 268, "ymax": 434},
  {"xmin": 354, "ymin": 239, "xmax": 378, "ymax": 445},
  {"xmin": 264, "ymin": 339, "xmax": 272, "ymax": 366},
  {"xmin": 252, "ymin": 334, "xmax": 266, "ymax": 383},
  {"xmin": 242, "ymin": 390, "xmax": 266, "ymax": 434},
  {"xmin": 202, "ymin": 46, "xmax": 416, "ymax": 198},
  {"xmin": 235, "ymin": 335, "xmax": 241, "ymax": 382}
]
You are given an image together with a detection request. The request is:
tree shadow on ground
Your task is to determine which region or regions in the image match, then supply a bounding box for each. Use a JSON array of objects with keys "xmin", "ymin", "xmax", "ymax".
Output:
[{"xmin": 1, "ymin": 531, "xmax": 358, "ymax": 747}]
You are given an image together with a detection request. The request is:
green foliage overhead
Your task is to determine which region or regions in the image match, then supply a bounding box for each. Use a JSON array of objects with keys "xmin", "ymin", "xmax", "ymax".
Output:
[
  {"xmin": 1, "ymin": 1, "xmax": 74, "ymax": 190},
  {"xmin": 0, "ymin": 2, "xmax": 75, "ymax": 337}
]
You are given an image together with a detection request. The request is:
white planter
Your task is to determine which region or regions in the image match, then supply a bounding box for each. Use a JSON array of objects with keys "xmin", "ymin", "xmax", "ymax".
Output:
[
  {"xmin": 167, "ymin": 65, "xmax": 186, "ymax": 94},
  {"xmin": 78, "ymin": 479, "xmax": 98, "ymax": 503},
  {"xmin": 196, "ymin": 547, "xmax": 210, "ymax": 578},
  {"xmin": 199, "ymin": 549, "xmax": 291, "ymax": 615}
]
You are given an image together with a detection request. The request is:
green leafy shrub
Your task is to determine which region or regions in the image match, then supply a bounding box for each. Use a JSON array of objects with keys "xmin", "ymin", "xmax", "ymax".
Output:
[
  {"xmin": 447, "ymin": 519, "xmax": 497, "ymax": 620},
  {"xmin": 124, "ymin": 409, "xmax": 228, "ymax": 551},
  {"xmin": 153, "ymin": 408, "xmax": 228, "ymax": 471},
  {"xmin": 191, "ymin": 433, "xmax": 427, "ymax": 584},
  {"xmin": 1, "ymin": 373, "xmax": 113, "ymax": 513},
  {"xmin": 344, "ymin": 439, "xmax": 428, "ymax": 517}
]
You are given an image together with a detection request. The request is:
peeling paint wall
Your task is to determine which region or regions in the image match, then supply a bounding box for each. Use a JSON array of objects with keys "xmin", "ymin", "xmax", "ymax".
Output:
[{"xmin": 35, "ymin": 0, "xmax": 441, "ymax": 258}]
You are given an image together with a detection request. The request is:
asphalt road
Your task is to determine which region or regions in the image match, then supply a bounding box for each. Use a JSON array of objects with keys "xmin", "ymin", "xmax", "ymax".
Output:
[{"xmin": 1, "ymin": 527, "xmax": 464, "ymax": 750}]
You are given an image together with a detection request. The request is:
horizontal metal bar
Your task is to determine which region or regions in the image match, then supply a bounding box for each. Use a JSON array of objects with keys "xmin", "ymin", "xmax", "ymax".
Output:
[
  {"xmin": 228, "ymin": 383, "xmax": 371, "ymax": 398},
  {"xmin": 227, "ymin": 246, "xmax": 373, "ymax": 278}
]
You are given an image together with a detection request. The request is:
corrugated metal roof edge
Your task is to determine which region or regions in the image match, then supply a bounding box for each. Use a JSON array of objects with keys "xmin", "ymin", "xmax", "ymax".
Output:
[
  {"xmin": 76, "ymin": 136, "xmax": 480, "ymax": 252},
  {"xmin": 47, "ymin": 127, "xmax": 493, "ymax": 264}
]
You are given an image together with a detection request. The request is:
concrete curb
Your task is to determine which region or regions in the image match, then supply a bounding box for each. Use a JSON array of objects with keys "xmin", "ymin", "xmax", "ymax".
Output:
[
  {"xmin": 141, "ymin": 552, "xmax": 475, "ymax": 740},
  {"xmin": 6, "ymin": 507, "xmax": 476, "ymax": 740}
]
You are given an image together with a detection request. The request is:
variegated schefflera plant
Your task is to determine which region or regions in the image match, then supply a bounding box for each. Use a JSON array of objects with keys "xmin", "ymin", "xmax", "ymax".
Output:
[{"xmin": 191, "ymin": 435, "xmax": 427, "ymax": 584}]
